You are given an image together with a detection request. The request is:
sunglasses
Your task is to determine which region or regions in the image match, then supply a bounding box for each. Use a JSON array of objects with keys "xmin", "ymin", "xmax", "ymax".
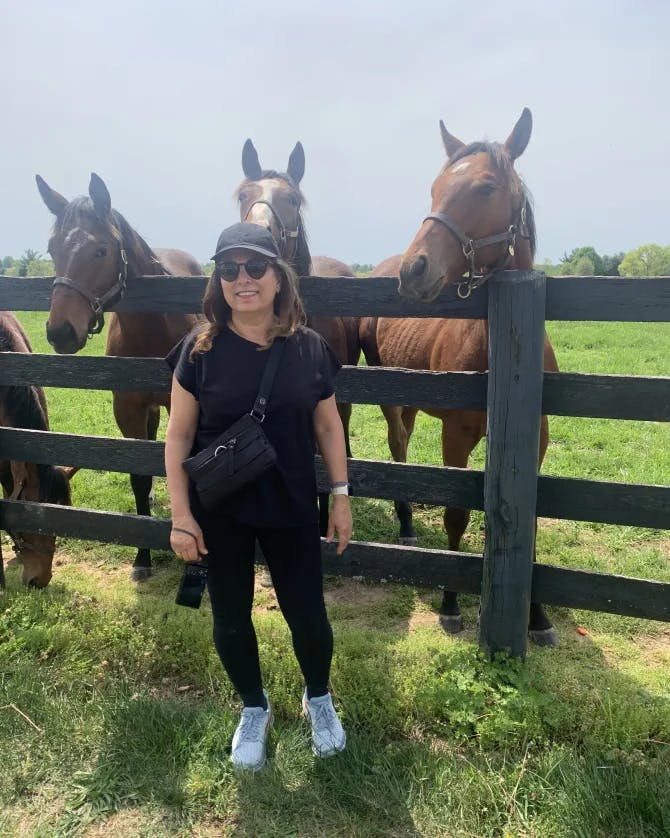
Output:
[{"xmin": 218, "ymin": 259, "xmax": 271, "ymax": 282}]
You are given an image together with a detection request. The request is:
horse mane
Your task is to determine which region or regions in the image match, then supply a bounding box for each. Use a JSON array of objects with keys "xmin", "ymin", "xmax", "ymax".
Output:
[
  {"xmin": 111, "ymin": 210, "xmax": 167, "ymax": 277},
  {"xmin": 444, "ymin": 141, "xmax": 536, "ymax": 259},
  {"xmin": 0, "ymin": 321, "xmax": 71, "ymax": 505},
  {"xmin": 234, "ymin": 171, "xmax": 312, "ymax": 277},
  {"xmin": 55, "ymin": 197, "xmax": 167, "ymax": 278}
]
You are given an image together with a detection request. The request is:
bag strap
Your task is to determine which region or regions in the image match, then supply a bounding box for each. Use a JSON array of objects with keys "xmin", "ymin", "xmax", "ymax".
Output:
[{"xmin": 250, "ymin": 337, "xmax": 287, "ymax": 423}]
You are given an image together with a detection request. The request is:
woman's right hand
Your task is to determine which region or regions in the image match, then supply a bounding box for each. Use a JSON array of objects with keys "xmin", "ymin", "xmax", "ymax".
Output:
[{"xmin": 170, "ymin": 515, "xmax": 208, "ymax": 563}]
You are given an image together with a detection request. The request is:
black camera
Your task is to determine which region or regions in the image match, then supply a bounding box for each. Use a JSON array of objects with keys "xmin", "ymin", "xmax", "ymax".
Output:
[{"xmin": 175, "ymin": 559, "xmax": 208, "ymax": 609}]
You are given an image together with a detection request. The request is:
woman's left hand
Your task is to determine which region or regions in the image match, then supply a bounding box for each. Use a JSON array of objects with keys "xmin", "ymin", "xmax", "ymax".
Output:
[{"xmin": 326, "ymin": 496, "xmax": 353, "ymax": 554}]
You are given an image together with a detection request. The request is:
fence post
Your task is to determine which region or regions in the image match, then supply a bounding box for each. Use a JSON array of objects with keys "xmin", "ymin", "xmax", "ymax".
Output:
[{"xmin": 478, "ymin": 270, "xmax": 546, "ymax": 659}]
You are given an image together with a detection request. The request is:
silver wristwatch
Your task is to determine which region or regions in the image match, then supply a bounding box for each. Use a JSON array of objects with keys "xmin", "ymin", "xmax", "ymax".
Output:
[{"xmin": 331, "ymin": 482, "xmax": 350, "ymax": 496}]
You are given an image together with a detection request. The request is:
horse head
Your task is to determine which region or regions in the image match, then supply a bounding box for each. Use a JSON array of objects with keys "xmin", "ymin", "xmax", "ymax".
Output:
[
  {"xmin": 4, "ymin": 461, "xmax": 75, "ymax": 588},
  {"xmin": 399, "ymin": 108, "xmax": 535, "ymax": 302},
  {"xmin": 236, "ymin": 140, "xmax": 311, "ymax": 276},
  {"xmin": 36, "ymin": 173, "xmax": 129, "ymax": 353}
]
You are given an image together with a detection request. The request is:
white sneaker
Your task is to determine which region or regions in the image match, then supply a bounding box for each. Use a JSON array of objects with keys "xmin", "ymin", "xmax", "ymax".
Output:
[
  {"xmin": 231, "ymin": 693, "xmax": 272, "ymax": 771},
  {"xmin": 302, "ymin": 690, "xmax": 346, "ymax": 757}
]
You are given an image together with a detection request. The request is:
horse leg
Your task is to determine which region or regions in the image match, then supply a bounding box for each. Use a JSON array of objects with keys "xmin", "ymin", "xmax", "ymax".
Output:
[
  {"xmin": 114, "ymin": 394, "xmax": 154, "ymax": 581},
  {"xmin": 528, "ymin": 415, "xmax": 558, "ymax": 646},
  {"xmin": 146, "ymin": 406, "xmax": 160, "ymax": 508},
  {"xmin": 338, "ymin": 402, "xmax": 353, "ymax": 459},
  {"xmin": 382, "ymin": 405, "xmax": 416, "ymax": 544},
  {"xmin": 439, "ymin": 414, "xmax": 484, "ymax": 634}
]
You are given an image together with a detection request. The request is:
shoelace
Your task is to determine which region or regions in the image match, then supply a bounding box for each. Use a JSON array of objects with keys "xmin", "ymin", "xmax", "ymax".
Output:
[
  {"xmin": 310, "ymin": 700, "xmax": 338, "ymax": 733},
  {"xmin": 238, "ymin": 709, "xmax": 268, "ymax": 742}
]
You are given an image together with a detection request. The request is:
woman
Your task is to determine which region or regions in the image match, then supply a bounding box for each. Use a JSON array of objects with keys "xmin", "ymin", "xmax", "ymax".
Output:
[{"xmin": 165, "ymin": 222, "xmax": 352, "ymax": 771}]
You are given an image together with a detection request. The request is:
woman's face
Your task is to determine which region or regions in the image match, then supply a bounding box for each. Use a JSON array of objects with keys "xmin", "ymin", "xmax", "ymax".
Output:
[{"xmin": 219, "ymin": 248, "xmax": 281, "ymax": 318}]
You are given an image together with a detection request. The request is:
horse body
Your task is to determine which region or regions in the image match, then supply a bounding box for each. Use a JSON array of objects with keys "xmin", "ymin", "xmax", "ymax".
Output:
[
  {"xmin": 0, "ymin": 312, "xmax": 73, "ymax": 587},
  {"xmin": 361, "ymin": 110, "xmax": 559, "ymax": 645},
  {"xmin": 36, "ymin": 173, "xmax": 201, "ymax": 579},
  {"xmin": 237, "ymin": 141, "xmax": 361, "ymax": 531}
]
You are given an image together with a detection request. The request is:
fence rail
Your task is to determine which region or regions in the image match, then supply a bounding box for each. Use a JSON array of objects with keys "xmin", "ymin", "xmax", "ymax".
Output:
[
  {"xmin": 1, "ymin": 428, "xmax": 668, "ymax": 529},
  {"xmin": 1, "ymin": 353, "xmax": 669, "ymax": 421},
  {"xmin": 2, "ymin": 499, "xmax": 668, "ymax": 622},
  {"xmin": 2, "ymin": 274, "xmax": 670, "ymax": 321},
  {"xmin": 1, "ymin": 270, "xmax": 669, "ymax": 658}
]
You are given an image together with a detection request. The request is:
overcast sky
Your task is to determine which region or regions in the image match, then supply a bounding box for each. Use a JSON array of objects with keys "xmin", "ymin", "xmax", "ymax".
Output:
[{"xmin": 3, "ymin": 0, "xmax": 668, "ymax": 266}]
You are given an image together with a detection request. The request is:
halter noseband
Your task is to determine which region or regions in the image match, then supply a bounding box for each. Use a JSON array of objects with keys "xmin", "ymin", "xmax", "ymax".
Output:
[
  {"xmin": 244, "ymin": 200, "xmax": 300, "ymax": 257},
  {"xmin": 52, "ymin": 238, "xmax": 128, "ymax": 335},
  {"xmin": 424, "ymin": 203, "xmax": 529, "ymax": 299}
]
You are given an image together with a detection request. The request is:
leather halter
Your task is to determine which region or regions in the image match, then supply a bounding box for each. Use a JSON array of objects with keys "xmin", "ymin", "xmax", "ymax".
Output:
[
  {"xmin": 244, "ymin": 200, "xmax": 299, "ymax": 258},
  {"xmin": 52, "ymin": 238, "xmax": 128, "ymax": 335},
  {"xmin": 424, "ymin": 203, "xmax": 529, "ymax": 298}
]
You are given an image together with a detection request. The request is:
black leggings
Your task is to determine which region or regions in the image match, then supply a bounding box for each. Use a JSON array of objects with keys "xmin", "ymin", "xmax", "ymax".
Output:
[{"xmin": 203, "ymin": 516, "xmax": 333, "ymax": 707}]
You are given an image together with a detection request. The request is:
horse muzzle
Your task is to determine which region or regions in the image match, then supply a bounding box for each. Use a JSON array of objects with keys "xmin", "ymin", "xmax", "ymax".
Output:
[
  {"xmin": 398, "ymin": 255, "xmax": 444, "ymax": 303},
  {"xmin": 46, "ymin": 319, "xmax": 87, "ymax": 354}
]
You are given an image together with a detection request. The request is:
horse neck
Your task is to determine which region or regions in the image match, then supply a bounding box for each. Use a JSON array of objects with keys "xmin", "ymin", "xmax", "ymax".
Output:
[
  {"xmin": 113, "ymin": 211, "xmax": 166, "ymax": 279},
  {"xmin": 512, "ymin": 237, "xmax": 534, "ymax": 271}
]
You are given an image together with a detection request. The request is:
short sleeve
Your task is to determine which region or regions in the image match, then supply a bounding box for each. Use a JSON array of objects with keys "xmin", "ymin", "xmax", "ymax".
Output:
[
  {"xmin": 317, "ymin": 334, "xmax": 342, "ymax": 401},
  {"xmin": 165, "ymin": 330, "xmax": 200, "ymax": 398}
]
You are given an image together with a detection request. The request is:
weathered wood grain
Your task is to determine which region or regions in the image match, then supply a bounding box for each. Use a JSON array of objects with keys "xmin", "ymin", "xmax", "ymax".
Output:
[
  {"xmin": 2, "ymin": 273, "xmax": 669, "ymax": 320},
  {"xmin": 479, "ymin": 271, "xmax": 547, "ymax": 658}
]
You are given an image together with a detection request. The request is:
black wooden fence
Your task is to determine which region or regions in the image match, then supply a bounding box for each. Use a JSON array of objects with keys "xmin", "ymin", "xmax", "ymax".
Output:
[{"xmin": 1, "ymin": 272, "xmax": 669, "ymax": 658}]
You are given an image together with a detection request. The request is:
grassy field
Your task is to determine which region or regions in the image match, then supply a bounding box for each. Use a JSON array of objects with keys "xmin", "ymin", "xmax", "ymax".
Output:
[{"xmin": 1, "ymin": 312, "xmax": 669, "ymax": 837}]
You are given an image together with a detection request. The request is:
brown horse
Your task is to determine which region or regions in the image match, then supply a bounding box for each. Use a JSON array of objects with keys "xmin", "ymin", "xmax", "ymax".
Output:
[
  {"xmin": 36, "ymin": 173, "xmax": 201, "ymax": 579},
  {"xmin": 360, "ymin": 109, "xmax": 559, "ymax": 645},
  {"xmin": 0, "ymin": 312, "xmax": 75, "ymax": 587},
  {"xmin": 237, "ymin": 140, "xmax": 361, "ymax": 531}
]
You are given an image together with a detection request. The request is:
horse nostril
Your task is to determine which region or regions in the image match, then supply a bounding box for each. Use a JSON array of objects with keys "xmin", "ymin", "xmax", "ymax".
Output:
[
  {"xmin": 46, "ymin": 321, "xmax": 78, "ymax": 353},
  {"xmin": 410, "ymin": 255, "xmax": 427, "ymax": 279}
]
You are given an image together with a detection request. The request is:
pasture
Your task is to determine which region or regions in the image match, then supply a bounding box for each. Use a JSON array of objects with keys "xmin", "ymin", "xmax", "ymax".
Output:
[{"xmin": 1, "ymin": 311, "xmax": 669, "ymax": 837}]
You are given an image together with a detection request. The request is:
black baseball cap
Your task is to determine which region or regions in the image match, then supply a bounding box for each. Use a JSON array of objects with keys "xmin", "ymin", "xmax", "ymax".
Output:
[{"xmin": 211, "ymin": 222, "xmax": 281, "ymax": 262}]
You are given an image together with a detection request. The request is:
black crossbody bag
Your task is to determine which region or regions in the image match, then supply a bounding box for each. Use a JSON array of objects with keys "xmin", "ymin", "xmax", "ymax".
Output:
[{"xmin": 182, "ymin": 337, "xmax": 286, "ymax": 510}]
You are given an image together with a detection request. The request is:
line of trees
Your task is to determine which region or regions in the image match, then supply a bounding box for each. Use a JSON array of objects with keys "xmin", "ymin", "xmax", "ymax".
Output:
[
  {"xmin": 535, "ymin": 244, "xmax": 670, "ymax": 278},
  {"xmin": 3, "ymin": 245, "xmax": 670, "ymax": 280}
]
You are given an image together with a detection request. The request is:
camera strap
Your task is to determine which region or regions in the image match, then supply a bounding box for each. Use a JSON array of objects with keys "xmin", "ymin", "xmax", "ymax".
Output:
[
  {"xmin": 250, "ymin": 337, "xmax": 287, "ymax": 423},
  {"xmin": 172, "ymin": 527, "xmax": 198, "ymax": 541}
]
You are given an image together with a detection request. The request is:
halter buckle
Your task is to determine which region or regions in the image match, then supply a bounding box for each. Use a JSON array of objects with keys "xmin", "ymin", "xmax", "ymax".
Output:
[
  {"xmin": 457, "ymin": 281, "xmax": 473, "ymax": 299},
  {"xmin": 507, "ymin": 225, "xmax": 517, "ymax": 257}
]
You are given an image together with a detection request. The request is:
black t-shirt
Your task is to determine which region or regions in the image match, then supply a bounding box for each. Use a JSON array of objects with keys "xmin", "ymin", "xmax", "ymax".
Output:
[{"xmin": 166, "ymin": 324, "xmax": 341, "ymax": 527}]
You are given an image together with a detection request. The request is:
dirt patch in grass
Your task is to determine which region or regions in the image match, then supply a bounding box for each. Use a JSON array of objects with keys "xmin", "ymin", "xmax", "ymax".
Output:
[
  {"xmin": 626, "ymin": 629, "xmax": 670, "ymax": 662},
  {"xmin": 83, "ymin": 810, "xmax": 149, "ymax": 837},
  {"xmin": 323, "ymin": 577, "xmax": 394, "ymax": 607}
]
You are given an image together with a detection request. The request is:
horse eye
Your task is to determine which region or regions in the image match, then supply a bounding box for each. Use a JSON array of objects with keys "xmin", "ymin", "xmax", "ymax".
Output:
[
  {"xmin": 477, "ymin": 182, "xmax": 497, "ymax": 196},
  {"xmin": 94, "ymin": 246, "xmax": 107, "ymax": 258},
  {"xmin": 238, "ymin": 191, "xmax": 247, "ymax": 204},
  {"xmin": 287, "ymin": 194, "xmax": 299, "ymax": 208}
]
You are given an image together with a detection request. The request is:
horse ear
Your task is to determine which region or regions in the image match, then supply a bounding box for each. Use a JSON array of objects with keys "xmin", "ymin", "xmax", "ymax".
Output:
[
  {"xmin": 287, "ymin": 142, "xmax": 305, "ymax": 185},
  {"xmin": 504, "ymin": 107, "xmax": 532, "ymax": 160},
  {"xmin": 439, "ymin": 120, "xmax": 465, "ymax": 158},
  {"xmin": 242, "ymin": 139, "xmax": 263, "ymax": 180},
  {"xmin": 89, "ymin": 173, "xmax": 112, "ymax": 219},
  {"xmin": 36, "ymin": 175, "xmax": 68, "ymax": 217}
]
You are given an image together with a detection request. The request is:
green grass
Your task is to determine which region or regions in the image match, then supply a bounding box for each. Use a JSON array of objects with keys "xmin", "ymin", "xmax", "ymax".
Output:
[{"xmin": 1, "ymin": 312, "xmax": 668, "ymax": 836}]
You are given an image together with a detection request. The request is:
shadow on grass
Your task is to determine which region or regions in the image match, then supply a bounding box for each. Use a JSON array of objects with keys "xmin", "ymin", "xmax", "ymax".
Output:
[{"xmin": 2, "ymin": 540, "xmax": 669, "ymax": 836}]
